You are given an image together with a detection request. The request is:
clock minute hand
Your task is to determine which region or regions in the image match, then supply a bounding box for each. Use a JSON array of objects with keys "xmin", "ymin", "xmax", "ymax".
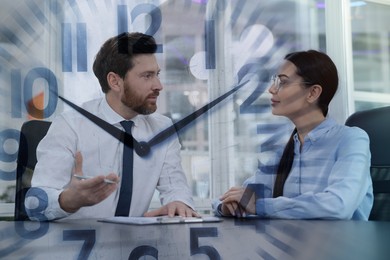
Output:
[
  {"xmin": 57, "ymin": 96, "xmax": 150, "ymax": 156},
  {"xmin": 55, "ymin": 79, "xmax": 248, "ymax": 157},
  {"xmin": 147, "ymin": 80, "xmax": 250, "ymax": 148}
]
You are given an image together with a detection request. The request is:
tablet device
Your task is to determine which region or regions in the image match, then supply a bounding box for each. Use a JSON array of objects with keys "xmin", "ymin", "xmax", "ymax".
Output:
[{"xmin": 99, "ymin": 215, "xmax": 222, "ymax": 225}]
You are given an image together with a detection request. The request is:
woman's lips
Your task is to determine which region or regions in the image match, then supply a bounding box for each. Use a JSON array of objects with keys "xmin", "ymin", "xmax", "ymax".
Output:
[{"xmin": 270, "ymin": 98, "xmax": 279, "ymax": 105}]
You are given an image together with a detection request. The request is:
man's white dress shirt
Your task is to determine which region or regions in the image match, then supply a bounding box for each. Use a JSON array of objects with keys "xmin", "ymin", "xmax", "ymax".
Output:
[{"xmin": 26, "ymin": 97, "xmax": 194, "ymax": 220}]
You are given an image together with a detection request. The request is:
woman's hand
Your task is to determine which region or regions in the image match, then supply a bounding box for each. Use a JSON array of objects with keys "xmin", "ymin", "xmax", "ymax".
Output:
[{"xmin": 219, "ymin": 186, "xmax": 257, "ymax": 217}]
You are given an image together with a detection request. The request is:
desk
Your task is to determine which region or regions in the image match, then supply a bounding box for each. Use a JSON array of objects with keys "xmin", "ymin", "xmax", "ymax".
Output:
[{"xmin": 1, "ymin": 218, "xmax": 389, "ymax": 259}]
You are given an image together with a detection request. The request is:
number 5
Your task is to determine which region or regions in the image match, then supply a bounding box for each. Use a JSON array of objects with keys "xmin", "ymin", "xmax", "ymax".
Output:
[{"xmin": 190, "ymin": 227, "xmax": 220, "ymax": 260}]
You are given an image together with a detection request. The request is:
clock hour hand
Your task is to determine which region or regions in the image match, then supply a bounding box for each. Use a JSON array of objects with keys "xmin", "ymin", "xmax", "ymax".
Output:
[
  {"xmin": 56, "ymin": 79, "xmax": 248, "ymax": 157},
  {"xmin": 57, "ymin": 96, "xmax": 151, "ymax": 156},
  {"xmin": 147, "ymin": 80, "xmax": 250, "ymax": 148}
]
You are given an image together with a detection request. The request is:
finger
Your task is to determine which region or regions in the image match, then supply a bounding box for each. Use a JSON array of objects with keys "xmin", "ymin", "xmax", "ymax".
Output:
[
  {"xmin": 220, "ymin": 188, "xmax": 244, "ymax": 200},
  {"xmin": 225, "ymin": 202, "xmax": 236, "ymax": 216},
  {"xmin": 220, "ymin": 190, "xmax": 233, "ymax": 200},
  {"xmin": 227, "ymin": 202, "xmax": 237, "ymax": 217},
  {"xmin": 94, "ymin": 184, "xmax": 118, "ymax": 202},
  {"xmin": 185, "ymin": 208, "xmax": 193, "ymax": 217},
  {"xmin": 105, "ymin": 173, "xmax": 120, "ymax": 184},
  {"xmin": 230, "ymin": 202, "xmax": 241, "ymax": 217},
  {"xmin": 190, "ymin": 209, "xmax": 200, "ymax": 217},
  {"xmin": 236, "ymin": 204, "xmax": 245, "ymax": 218},
  {"xmin": 233, "ymin": 202, "xmax": 245, "ymax": 218},
  {"xmin": 221, "ymin": 194, "xmax": 241, "ymax": 204},
  {"xmin": 241, "ymin": 194, "xmax": 256, "ymax": 215},
  {"xmin": 144, "ymin": 208, "xmax": 163, "ymax": 217},
  {"xmin": 174, "ymin": 205, "xmax": 189, "ymax": 217},
  {"xmin": 229, "ymin": 186, "xmax": 244, "ymax": 192},
  {"xmin": 77, "ymin": 175, "xmax": 107, "ymax": 188},
  {"xmin": 167, "ymin": 204, "xmax": 176, "ymax": 217},
  {"xmin": 73, "ymin": 151, "xmax": 83, "ymax": 175},
  {"xmin": 86, "ymin": 188, "xmax": 110, "ymax": 204}
]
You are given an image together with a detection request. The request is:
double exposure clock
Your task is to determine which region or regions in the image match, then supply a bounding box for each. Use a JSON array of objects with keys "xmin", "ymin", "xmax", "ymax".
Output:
[{"xmin": 0, "ymin": 0, "xmax": 300, "ymax": 258}]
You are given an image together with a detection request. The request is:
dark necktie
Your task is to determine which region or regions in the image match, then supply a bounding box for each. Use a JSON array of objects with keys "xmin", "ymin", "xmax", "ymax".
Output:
[{"xmin": 115, "ymin": 120, "xmax": 134, "ymax": 216}]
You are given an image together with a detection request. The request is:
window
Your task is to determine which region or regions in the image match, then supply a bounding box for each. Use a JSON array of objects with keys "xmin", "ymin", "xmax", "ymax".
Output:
[{"xmin": 350, "ymin": 1, "xmax": 390, "ymax": 111}]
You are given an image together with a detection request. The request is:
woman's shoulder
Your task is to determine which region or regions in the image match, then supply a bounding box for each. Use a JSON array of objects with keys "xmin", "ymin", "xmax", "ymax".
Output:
[
  {"xmin": 340, "ymin": 123, "xmax": 369, "ymax": 139},
  {"xmin": 331, "ymin": 123, "xmax": 370, "ymax": 148},
  {"xmin": 323, "ymin": 117, "xmax": 368, "ymax": 139}
]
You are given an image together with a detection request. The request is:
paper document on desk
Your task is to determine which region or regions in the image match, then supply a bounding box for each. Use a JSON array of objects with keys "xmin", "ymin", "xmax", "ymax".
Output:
[{"xmin": 99, "ymin": 216, "xmax": 222, "ymax": 225}]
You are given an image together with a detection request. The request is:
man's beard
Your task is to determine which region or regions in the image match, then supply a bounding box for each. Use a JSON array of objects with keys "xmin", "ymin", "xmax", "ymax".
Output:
[{"xmin": 122, "ymin": 86, "xmax": 158, "ymax": 115}]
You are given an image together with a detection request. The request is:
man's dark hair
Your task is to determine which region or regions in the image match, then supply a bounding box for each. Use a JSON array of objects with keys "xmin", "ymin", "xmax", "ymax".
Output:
[{"xmin": 93, "ymin": 32, "xmax": 157, "ymax": 93}]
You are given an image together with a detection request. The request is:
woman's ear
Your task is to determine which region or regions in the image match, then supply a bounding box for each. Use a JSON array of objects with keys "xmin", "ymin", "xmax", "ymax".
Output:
[
  {"xmin": 107, "ymin": 72, "xmax": 122, "ymax": 92},
  {"xmin": 307, "ymin": 84, "xmax": 322, "ymax": 104}
]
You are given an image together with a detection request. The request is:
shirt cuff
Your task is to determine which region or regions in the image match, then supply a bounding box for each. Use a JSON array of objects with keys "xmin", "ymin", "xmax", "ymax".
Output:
[
  {"xmin": 211, "ymin": 199, "xmax": 223, "ymax": 216},
  {"xmin": 25, "ymin": 187, "xmax": 71, "ymax": 221},
  {"xmin": 45, "ymin": 189, "xmax": 71, "ymax": 220},
  {"xmin": 256, "ymin": 198, "xmax": 272, "ymax": 217}
]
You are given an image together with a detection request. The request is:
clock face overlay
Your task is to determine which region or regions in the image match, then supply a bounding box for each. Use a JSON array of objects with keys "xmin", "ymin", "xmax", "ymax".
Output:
[
  {"xmin": 0, "ymin": 0, "xmax": 323, "ymax": 224},
  {"xmin": 0, "ymin": 0, "xmax": 388, "ymax": 258},
  {"xmin": 0, "ymin": 0, "xmax": 315, "ymax": 212},
  {"xmin": 0, "ymin": 0, "xmax": 331, "ymax": 258}
]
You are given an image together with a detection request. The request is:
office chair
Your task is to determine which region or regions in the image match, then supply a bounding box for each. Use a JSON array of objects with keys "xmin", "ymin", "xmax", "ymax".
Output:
[
  {"xmin": 14, "ymin": 120, "xmax": 51, "ymax": 221},
  {"xmin": 345, "ymin": 106, "xmax": 390, "ymax": 221}
]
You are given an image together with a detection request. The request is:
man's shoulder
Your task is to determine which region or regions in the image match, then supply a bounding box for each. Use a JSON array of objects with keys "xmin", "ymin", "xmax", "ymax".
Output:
[
  {"xmin": 60, "ymin": 97, "xmax": 101, "ymax": 116},
  {"xmin": 142, "ymin": 113, "xmax": 173, "ymax": 126},
  {"xmin": 52, "ymin": 97, "xmax": 103, "ymax": 128},
  {"xmin": 82, "ymin": 97, "xmax": 103, "ymax": 111}
]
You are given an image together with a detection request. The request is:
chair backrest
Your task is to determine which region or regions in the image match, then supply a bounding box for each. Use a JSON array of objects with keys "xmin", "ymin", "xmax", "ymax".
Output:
[
  {"xmin": 345, "ymin": 106, "xmax": 390, "ymax": 221},
  {"xmin": 14, "ymin": 120, "xmax": 51, "ymax": 221}
]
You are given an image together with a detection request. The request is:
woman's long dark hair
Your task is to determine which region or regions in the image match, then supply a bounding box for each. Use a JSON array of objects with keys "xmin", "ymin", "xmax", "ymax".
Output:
[{"xmin": 272, "ymin": 50, "xmax": 339, "ymax": 198}]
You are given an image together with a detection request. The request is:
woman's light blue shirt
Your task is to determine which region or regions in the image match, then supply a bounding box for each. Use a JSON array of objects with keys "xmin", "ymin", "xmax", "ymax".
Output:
[{"xmin": 214, "ymin": 117, "xmax": 374, "ymax": 220}]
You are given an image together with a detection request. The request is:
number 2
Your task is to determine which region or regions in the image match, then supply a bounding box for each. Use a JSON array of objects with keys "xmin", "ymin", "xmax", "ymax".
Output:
[{"xmin": 117, "ymin": 4, "xmax": 163, "ymax": 53}]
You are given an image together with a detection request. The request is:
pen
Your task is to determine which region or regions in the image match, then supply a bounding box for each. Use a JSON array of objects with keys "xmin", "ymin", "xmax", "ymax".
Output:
[{"xmin": 73, "ymin": 174, "xmax": 116, "ymax": 184}]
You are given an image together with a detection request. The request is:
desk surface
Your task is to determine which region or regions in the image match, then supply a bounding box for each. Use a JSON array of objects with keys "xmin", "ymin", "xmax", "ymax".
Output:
[{"xmin": 1, "ymin": 218, "xmax": 389, "ymax": 260}]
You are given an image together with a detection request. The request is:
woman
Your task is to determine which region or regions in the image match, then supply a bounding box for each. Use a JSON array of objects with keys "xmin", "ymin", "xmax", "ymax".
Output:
[{"xmin": 213, "ymin": 50, "xmax": 373, "ymax": 220}]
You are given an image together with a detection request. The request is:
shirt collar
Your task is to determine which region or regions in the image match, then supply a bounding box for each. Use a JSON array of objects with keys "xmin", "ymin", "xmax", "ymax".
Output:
[
  {"xmin": 99, "ymin": 97, "xmax": 142, "ymax": 127},
  {"xmin": 294, "ymin": 117, "xmax": 337, "ymax": 143}
]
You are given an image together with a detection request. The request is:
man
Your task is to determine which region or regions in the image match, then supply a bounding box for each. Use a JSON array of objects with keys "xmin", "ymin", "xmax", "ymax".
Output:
[{"xmin": 26, "ymin": 32, "xmax": 198, "ymax": 220}]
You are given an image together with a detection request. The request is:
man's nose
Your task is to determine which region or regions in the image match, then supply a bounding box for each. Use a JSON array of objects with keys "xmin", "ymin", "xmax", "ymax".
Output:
[{"xmin": 153, "ymin": 77, "xmax": 163, "ymax": 91}]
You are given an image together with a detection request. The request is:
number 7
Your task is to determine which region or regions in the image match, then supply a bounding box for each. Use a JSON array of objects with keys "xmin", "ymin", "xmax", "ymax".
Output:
[{"xmin": 63, "ymin": 230, "xmax": 96, "ymax": 260}]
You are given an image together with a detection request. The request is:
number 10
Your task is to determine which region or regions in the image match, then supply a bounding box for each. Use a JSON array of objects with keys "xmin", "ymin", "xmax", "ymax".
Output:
[{"xmin": 11, "ymin": 67, "xmax": 58, "ymax": 119}]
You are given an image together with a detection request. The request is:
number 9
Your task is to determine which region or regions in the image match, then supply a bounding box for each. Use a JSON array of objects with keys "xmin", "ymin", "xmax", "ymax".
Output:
[{"xmin": 0, "ymin": 129, "xmax": 19, "ymax": 181}]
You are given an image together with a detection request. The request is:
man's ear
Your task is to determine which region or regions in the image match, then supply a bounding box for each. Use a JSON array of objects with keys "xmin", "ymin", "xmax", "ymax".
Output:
[
  {"xmin": 307, "ymin": 84, "xmax": 322, "ymax": 104},
  {"xmin": 107, "ymin": 72, "xmax": 122, "ymax": 92}
]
